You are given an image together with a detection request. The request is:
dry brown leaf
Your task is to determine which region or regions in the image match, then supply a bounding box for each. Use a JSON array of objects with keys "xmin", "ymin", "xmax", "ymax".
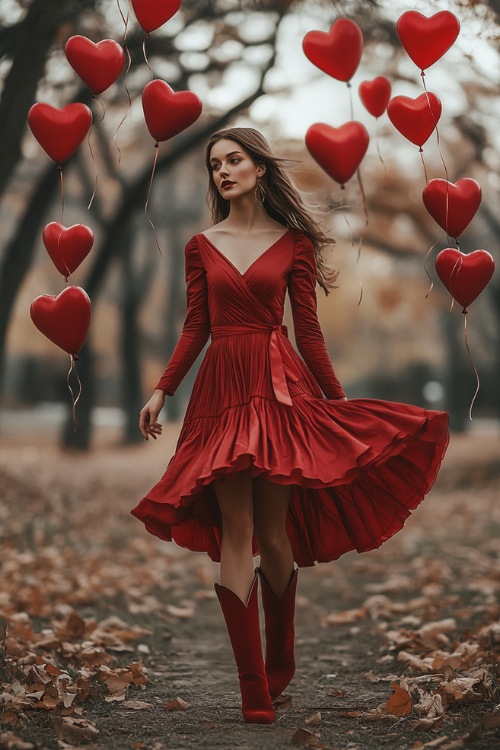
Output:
[
  {"xmin": 411, "ymin": 717, "xmax": 444, "ymax": 731},
  {"xmin": 0, "ymin": 732, "xmax": 35, "ymax": 749},
  {"xmin": 165, "ymin": 603, "xmax": 196, "ymax": 618},
  {"xmin": 329, "ymin": 688, "xmax": 346, "ymax": 697},
  {"xmin": 164, "ymin": 696, "xmax": 191, "ymax": 711},
  {"xmin": 122, "ymin": 699, "xmax": 154, "ymax": 710},
  {"xmin": 385, "ymin": 681, "xmax": 413, "ymax": 717},
  {"xmin": 363, "ymin": 670, "xmax": 381, "ymax": 682},
  {"xmin": 291, "ymin": 727, "xmax": 320, "ymax": 746},
  {"xmin": 304, "ymin": 711, "xmax": 322, "ymax": 725},
  {"xmin": 51, "ymin": 716, "xmax": 99, "ymax": 743},
  {"xmin": 321, "ymin": 608, "xmax": 365, "ymax": 626}
]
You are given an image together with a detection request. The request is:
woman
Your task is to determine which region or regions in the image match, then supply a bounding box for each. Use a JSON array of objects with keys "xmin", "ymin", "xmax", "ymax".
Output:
[{"xmin": 131, "ymin": 127, "xmax": 449, "ymax": 725}]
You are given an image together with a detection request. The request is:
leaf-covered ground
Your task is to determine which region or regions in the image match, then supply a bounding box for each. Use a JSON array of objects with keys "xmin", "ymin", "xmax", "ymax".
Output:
[{"xmin": 0, "ymin": 423, "xmax": 499, "ymax": 750}]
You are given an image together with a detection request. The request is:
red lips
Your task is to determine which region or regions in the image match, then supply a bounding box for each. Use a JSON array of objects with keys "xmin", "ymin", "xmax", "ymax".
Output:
[{"xmin": 221, "ymin": 181, "xmax": 235, "ymax": 188}]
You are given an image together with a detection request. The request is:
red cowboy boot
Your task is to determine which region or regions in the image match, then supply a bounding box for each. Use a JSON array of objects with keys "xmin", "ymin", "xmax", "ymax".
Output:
[
  {"xmin": 257, "ymin": 567, "xmax": 298, "ymax": 698},
  {"xmin": 214, "ymin": 573, "xmax": 275, "ymax": 724}
]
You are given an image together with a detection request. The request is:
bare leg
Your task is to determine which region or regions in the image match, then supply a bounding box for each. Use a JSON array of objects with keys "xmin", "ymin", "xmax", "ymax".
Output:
[
  {"xmin": 213, "ymin": 469, "xmax": 255, "ymax": 602},
  {"xmin": 253, "ymin": 476, "xmax": 294, "ymax": 598}
]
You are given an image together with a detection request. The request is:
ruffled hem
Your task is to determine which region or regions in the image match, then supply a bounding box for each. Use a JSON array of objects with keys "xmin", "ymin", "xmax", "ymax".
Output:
[{"xmin": 131, "ymin": 396, "xmax": 449, "ymax": 567}]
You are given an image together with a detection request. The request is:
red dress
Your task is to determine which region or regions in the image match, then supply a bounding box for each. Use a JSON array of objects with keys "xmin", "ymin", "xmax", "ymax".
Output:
[{"xmin": 131, "ymin": 230, "xmax": 449, "ymax": 567}]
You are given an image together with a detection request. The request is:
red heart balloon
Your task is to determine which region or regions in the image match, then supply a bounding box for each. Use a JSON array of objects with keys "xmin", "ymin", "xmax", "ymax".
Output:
[
  {"xmin": 397, "ymin": 11, "xmax": 460, "ymax": 71},
  {"xmin": 358, "ymin": 77, "xmax": 392, "ymax": 118},
  {"xmin": 28, "ymin": 102, "xmax": 92, "ymax": 164},
  {"xmin": 302, "ymin": 18, "xmax": 363, "ymax": 83},
  {"xmin": 387, "ymin": 92, "xmax": 441, "ymax": 148},
  {"xmin": 30, "ymin": 286, "xmax": 92, "ymax": 355},
  {"xmin": 435, "ymin": 248, "xmax": 495, "ymax": 309},
  {"xmin": 65, "ymin": 36, "xmax": 125, "ymax": 95},
  {"xmin": 423, "ymin": 178, "xmax": 482, "ymax": 239},
  {"xmin": 142, "ymin": 80, "xmax": 202, "ymax": 143},
  {"xmin": 43, "ymin": 222, "xmax": 94, "ymax": 279},
  {"xmin": 131, "ymin": 0, "xmax": 181, "ymax": 33},
  {"xmin": 305, "ymin": 122, "xmax": 369, "ymax": 187}
]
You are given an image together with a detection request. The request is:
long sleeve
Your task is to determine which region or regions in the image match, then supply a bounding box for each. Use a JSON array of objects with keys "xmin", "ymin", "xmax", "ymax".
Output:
[
  {"xmin": 155, "ymin": 236, "xmax": 210, "ymax": 395},
  {"xmin": 288, "ymin": 233, "xmax": 346, "ymax": 400}
]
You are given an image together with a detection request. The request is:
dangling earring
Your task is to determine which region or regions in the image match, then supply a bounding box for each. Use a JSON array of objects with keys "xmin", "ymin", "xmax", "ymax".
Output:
[{"xmin": 255, "ymin": 178, "xmax": 266, "ymax": 206}]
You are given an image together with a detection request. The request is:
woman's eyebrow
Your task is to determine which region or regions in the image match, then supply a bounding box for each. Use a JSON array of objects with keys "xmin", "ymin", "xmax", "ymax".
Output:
[{"xmin": 210, "ymin": 151, "xmax": 243, "ymax": 163}]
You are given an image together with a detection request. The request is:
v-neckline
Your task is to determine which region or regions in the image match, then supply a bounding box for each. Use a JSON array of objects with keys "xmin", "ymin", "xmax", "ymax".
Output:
[{"xmin": 199, "ymin": 229, "xmax": 291, "ymax": 277}]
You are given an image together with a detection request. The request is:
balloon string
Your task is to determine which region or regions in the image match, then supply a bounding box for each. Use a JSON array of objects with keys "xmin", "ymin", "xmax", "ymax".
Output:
[
  {"xmin": 421, "ymin": 74, "xmax": 449, "ymax": 181},
  {"xmin": 424, "ymin": 240, "xmax": 438, "ymax": 299},
  {"xmin": 462, "ymin": 310, "xmax": 479, "ymax": 420},
  {"xmin": 375, "ymin": 119, "xmax": 388, "ymax": 181},
  {"xmin": 419, "ymin": 148, "xmax": 429, "ymax": 184},
  {"xmin": 114, "ymin": 0, "xmax": 132, "ymax": 161},
  {"xmin": 347, "ymin": 81, "xmax": 354, "ymax": 121},
  {"xmin": 92, "ymin": 95, "xmax": 106, "ymax": 123},
  {"xmin": 58, "ymin": 165, "xmax": 65, "ymax": 224},
  {"xmin": 67, "ymin": 354, "xmax": 82, "ymax": 432},
  {"xmin": 116, "ymin": 0, "xmax": 129, "ymax": 32},
  {"xmin": 145, "ymin": 143, "xmax": 163, "ymax": 255},
  {"xmin": 356, "ymin": 168, "xmax": 369, "ymax": 306},
  {"xmin": 143, "ymin": 34, "xmax": 153, "ymax": 79},
  {"xmin": 87, "ymin": 126, "xmax": 98, "ymax": 211},
  {"xmin": 339, "ymin": 189, "xmax": 361, "ymax": 305}
]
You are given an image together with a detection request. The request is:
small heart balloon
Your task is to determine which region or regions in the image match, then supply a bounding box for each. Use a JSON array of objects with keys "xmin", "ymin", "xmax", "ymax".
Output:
[
  {"xmin": 302, "ymin": 18, "xmax": 363, "ymax": 83},
  {"xmin": 435, "ymin": 248, "xmax": 495, "ymax": 309},
  {"xmin": 423, "ymin": 178, "xmax": 482, "ymax": 239},
  {"xmin": 358, "ymin": 77, "xmax": 392, "ymax": 118},
  {"xmin": 28, "ymin": 102, "xmax": 93, "ymax": 164},
  {"xmin": 387, "ymin": 92, "xmax": 441, "ymax": 148},
  {"xmin": 397, "ymin": 10, "xmax": 460, "ymax": 71},
  {"xmin": 131, "ymin": 0, "xmax": 182, "ymax": 33},
  {"xmin": 142, "ymin": 80, "xmax": 202, "ymax": 143},
  {"xmin": 65, "ymin": 36, "xmax": 125, "ymax": 95},
  {"xmin": 30, "ymin": 286, "xmax": 92, "ymax": 355},
  {"xmin": 43, "ymin": 222, "xmax": 94, "ymax": 279},
  {"xmin": 305, "ymin": 122, "xmax": 369, "ymax": 187}
]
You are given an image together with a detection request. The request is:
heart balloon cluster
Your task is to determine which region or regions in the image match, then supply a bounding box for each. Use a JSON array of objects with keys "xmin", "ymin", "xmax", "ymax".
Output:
[{"xmin": 28, "ymin": 1, "xmax": 203, "ymax": 369}]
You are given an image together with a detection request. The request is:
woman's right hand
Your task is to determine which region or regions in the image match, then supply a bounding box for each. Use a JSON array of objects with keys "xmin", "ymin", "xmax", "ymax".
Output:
[{"xmin": 139, "ymin": 389, "xmax": 165, "ymax": 441}]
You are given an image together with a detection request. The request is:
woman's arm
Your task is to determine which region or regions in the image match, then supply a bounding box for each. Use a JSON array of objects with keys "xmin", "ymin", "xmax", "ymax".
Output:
[
  {"xmin": 140, "ymin": 237, "xmax": 210, "ymax": 440},
  {"xmin": 288, "ymin": 234, "xmax": 346, "ymax": 400},
  {"xmin": 155, "ymin": 235, "xmax": 211, "ymax": 395}
]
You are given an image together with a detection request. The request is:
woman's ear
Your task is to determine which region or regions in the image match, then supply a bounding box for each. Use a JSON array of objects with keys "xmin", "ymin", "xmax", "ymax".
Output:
[{"xmin": 257, "ymin": 164, "xmax": 266, "ymax": 178}]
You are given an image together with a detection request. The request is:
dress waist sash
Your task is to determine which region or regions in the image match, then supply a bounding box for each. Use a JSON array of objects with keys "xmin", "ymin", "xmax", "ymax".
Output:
[{"xmin": 210, "ymin": 324, "xmax": 294, "ymax": 407}]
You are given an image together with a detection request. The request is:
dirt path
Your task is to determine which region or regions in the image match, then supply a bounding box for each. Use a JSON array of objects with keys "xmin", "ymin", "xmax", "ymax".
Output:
[{"xmin": 1, "ymin": 426, "xmax": 499, "ymax": 750}]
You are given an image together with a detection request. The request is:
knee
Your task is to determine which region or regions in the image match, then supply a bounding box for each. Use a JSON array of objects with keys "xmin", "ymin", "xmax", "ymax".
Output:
[
  {"xmin": 221, "ymin": 510, "xmax": 254, "ymax": 545},
  {"xmin": 256, "ymin": 527, "xmax": 289, "ymax": 558}
]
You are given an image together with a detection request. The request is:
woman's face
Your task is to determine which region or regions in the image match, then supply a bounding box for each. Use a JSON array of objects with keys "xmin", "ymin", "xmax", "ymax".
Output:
[{"xmin": 209, "ymin": 138, "xmax": 264, "ymax": 202}]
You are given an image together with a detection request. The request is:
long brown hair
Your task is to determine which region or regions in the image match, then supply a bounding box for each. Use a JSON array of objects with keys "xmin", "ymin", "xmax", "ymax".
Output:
[{"xmin": 204, "ymin": 127, "xmax": 337, "ymax": 294}]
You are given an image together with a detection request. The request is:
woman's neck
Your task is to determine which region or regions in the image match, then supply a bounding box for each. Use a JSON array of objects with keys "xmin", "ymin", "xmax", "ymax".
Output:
[{"xmin": 223, "ymin": 197, "xmax": 272, "ymax": 232}]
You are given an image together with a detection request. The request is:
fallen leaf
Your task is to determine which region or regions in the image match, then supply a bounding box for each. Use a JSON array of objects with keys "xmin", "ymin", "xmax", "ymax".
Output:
[
  {"xmin": 321, "ymin": 608, "xmax": 365, "ymax": 626},
  {"xmin": 411, "ymin": 717, "xmax": 444, "ymax": 731},
  {"xmin": 304, "ymin": 711, "xmax": 322, "ymax": 725},
  {"xmin": 0, "ymin": 732, "xmax": 35, "ymax": 750},
  {"xmin": 164, "ymin": 696, "xmax": 191, "ymax": 711},
  {"xmin": 51, "ymin": 716, "xmax": 99, "ymax": 743},
  {"xmin": 122, "ymin": 699, "xmax": 154, "ymax": 710},
  {"xmin": 291, "ymin": 727, "xmax": 320, "ymax": 746},
  {"xmin": 385, "ymin": 681, "xmax": 413, "ymax": 717}
]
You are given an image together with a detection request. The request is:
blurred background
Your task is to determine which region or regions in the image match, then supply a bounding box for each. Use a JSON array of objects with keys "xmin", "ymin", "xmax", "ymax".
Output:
[{"xmin": 0, "ymin": 0, "xmax": 499, "ymax": 451}]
